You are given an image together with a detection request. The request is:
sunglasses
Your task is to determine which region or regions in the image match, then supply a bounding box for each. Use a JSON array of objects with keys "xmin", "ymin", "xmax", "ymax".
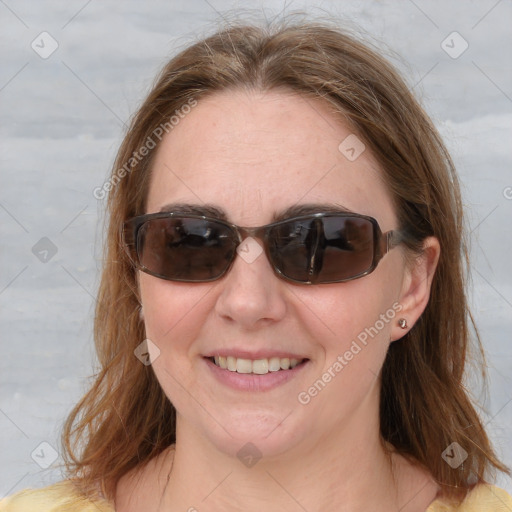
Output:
[{"xmin": 122, "ymin": 211, "xmax": 403, "ymax": 285}]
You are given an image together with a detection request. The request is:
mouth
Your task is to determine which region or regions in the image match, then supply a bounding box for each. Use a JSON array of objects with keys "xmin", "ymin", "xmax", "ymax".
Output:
[{"xmin": 207, "ymin": 355, "xmax": 308, "ymax": 375}]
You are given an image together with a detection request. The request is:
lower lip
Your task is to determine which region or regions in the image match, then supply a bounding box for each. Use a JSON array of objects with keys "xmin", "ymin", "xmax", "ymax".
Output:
[{"xmin": 204, "ymin": 357, "xmax": 308, "ymax": 392}]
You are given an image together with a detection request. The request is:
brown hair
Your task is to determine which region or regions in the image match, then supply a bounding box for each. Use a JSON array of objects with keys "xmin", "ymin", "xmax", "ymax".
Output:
[{"xmin": 62, "ymin": 18, "xmax": 508, "ymax": 503}]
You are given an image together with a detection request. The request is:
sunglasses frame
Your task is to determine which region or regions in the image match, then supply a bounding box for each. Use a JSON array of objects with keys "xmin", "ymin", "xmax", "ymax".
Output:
[{"xmin": 122, "ymin": 211, "xmax": 403, "ymax": 285}]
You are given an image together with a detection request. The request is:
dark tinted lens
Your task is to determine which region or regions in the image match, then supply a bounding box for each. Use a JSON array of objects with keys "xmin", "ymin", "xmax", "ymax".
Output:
[
  {"xmin": 318, "ymin": 216, "xmax": 375, "ymax": 281},
  {"xmin": 268, "ymin": 218, "xmax": 319, "ymax": 282},
  {"xmin": 269, "ymin": 216, "xmax": 375, "ymax": 283},
  {"xmin": 137, "ymin": 217, "xmax": 236, "ymax": 281}
]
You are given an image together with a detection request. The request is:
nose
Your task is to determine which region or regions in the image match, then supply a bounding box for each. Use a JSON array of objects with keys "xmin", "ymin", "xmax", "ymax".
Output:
[{"xmin": 214, "ymin": 237, "xmax": 287, "ymax": 329}]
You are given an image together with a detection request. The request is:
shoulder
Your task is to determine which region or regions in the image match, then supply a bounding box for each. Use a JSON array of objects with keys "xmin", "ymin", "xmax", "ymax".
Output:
[
  {"xmin": 428, "ymin": 484, "xmax": 512, "ymax": 511},
  {"xmin": 0, "ymin": 480, "xmax": 114, "ymax": 512}
]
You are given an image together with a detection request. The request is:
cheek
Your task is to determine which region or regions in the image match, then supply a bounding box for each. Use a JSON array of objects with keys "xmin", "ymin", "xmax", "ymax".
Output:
[
  {"xmin": 296, "ymin": 269, "xmax": 402, "ymax": 368},
  {"xmin": 293, "ymin": 279, "xmax": 401, "ymax": 422},
  {"xmin": 139, "ymin": 275, "xmax": 214, "ymax": 352},
  {"xmin": 139, "ymin": 275, "xmax": 217, "ymax": 406}
]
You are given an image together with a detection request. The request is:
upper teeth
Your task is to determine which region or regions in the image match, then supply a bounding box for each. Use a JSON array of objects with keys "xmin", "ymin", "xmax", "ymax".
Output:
[{"xmin": 213, "ymin": 356, "xmax": 302, "ymax": 374}]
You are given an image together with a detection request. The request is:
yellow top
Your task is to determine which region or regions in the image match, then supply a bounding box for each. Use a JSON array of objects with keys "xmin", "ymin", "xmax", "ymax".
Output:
[{"xmin": 1, "ymin": 481, "xmax": 512, "ymax": 511}]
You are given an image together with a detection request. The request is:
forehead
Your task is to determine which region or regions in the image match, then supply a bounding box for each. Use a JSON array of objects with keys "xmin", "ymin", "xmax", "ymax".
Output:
[{"xmin": 146, "ymin": 89, "xmax": 396, "ymax": 228}]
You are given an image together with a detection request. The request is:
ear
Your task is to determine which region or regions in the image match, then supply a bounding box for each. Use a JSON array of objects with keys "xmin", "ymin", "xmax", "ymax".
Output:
[{"xmin": 391, "ymin": 236, "xmax": 440, "ymax": 342}]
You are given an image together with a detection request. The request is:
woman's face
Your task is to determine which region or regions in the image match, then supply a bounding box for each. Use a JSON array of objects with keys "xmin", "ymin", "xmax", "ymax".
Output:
[{"xmin": 139, "ymin": 89, "xmax": 408, "ymax": 459}]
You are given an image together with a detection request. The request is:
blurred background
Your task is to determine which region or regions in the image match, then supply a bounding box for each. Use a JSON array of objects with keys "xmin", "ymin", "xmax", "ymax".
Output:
[{"xmin": 1, "ymin": 0, "xmax": 511, "ymax": 496}]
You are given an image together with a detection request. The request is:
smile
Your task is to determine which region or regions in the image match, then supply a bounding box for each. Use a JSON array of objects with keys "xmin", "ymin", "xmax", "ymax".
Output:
[{"xmin": 209, "ymin": 356, "xmax": 306, "ymax": 375}]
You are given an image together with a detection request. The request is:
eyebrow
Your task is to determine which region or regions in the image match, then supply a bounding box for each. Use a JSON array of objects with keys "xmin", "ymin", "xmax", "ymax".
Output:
[
  {"xmin": 158, "ymin": 203, "xmax": 228, "ymax": 219},
  {"xmin": 157, "ymin": 202, "xmax": 354, "ymax": 223}
]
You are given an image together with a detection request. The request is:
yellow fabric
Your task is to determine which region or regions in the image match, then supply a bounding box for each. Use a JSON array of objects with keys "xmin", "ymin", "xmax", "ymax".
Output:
[
  {"xmin": 1, "ymin": 480, "xmax": 511, "ymax": 511},
  {"xmin": 427, "ymin": 484, "xmax": 512, "ymax": 511},
  {"xmin": 0, "ymin": 481, "xmax": 113, "ymax": 512}
]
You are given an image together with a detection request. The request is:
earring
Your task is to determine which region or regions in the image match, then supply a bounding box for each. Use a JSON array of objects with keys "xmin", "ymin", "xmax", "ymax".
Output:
[
  {"xmin": 139, "ymin": 305, "xmax": 144, "ymax": 321},
  {"xmin": 398, "ymin": 318, "xmax": 407, "ymax": 329}
]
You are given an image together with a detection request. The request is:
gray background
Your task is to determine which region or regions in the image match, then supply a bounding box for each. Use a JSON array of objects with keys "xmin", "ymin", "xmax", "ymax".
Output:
[{"xmin": 1, "ymin": 0, "xmax": 511, "ymax": 497}]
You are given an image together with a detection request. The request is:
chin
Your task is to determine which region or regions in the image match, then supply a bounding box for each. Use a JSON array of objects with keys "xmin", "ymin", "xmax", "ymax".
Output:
[{"xmin": 191, "ymin": 405, "xmax": 310, "ymax": 462}]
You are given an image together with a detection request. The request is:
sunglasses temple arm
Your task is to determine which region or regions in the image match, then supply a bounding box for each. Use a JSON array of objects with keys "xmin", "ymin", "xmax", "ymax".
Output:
[
  {"xmin": 121, "ymin": 221, "xmax": 140, "ymax": 266},
  {"xmin": 381, "ymin": 230, "xmax": 404, "ymax": 255}
]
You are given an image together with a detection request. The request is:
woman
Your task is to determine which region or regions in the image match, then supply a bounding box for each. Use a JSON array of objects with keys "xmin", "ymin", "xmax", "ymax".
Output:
[{"xmin": 1, "ymin": 19, "xmax": 510, "ymax": 511}]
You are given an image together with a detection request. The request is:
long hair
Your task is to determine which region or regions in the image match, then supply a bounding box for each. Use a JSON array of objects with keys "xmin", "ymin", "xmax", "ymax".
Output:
[{"xmin": 61, "ymin": 19, "xmax": 508, "ymax": 503}]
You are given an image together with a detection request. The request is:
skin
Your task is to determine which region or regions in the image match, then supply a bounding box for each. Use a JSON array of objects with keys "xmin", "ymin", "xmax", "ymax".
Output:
[{"xmin": 116, "ymin": 89, "xmax": 441, "ymax": 511}]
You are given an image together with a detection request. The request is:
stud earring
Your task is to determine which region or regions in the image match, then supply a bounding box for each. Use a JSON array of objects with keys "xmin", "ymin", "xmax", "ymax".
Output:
[{"xmin": 398, "ymin": 318, "xmax": 407, "ymax": 329}]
